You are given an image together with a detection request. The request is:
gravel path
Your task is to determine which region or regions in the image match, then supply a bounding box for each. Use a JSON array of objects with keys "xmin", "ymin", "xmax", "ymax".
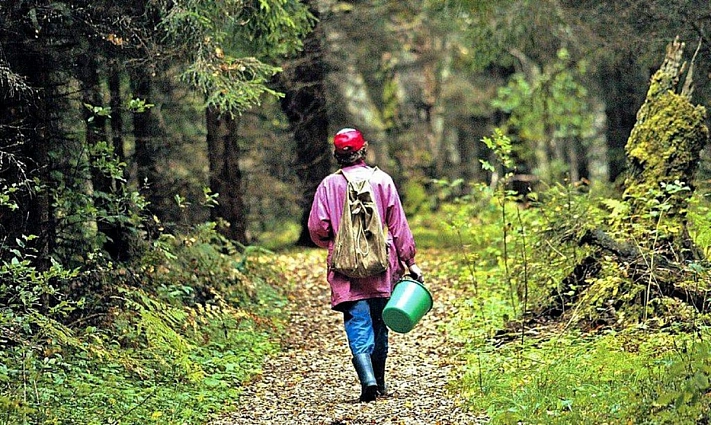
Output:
[{"xmin": 212, "ymin": 249, "xmax": 487, "ymax": 425}]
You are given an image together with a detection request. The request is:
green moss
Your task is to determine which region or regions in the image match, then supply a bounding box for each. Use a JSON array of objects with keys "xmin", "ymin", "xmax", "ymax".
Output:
[
  {"xmin": 625, "ymin": 91, "xmax": 707, "ymax": 183},
  {"xmin": 621, "ymin": 67, "xmax": 709, "ymax": 244},
  {"xmin": 574, "ymin": 269, "xmax": 644, "ymax": 325}
]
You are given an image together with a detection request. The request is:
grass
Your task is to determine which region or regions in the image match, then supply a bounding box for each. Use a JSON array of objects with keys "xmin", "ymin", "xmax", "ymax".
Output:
[
  {"xmin": 438, "ymin": 187, "xmax": 711, "ymax": 424},
  {"xmin": 455, "ymin": 327, "xmax": 711, "ymax": 424}
]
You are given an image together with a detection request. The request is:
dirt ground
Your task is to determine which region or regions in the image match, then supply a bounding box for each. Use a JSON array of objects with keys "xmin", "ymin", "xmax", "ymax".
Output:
[{"xmin": 212, "ymin": 249, "xmax": 487, "ymax": 425}]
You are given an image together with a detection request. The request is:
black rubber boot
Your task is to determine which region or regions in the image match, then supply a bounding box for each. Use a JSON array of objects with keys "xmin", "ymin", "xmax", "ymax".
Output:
[
  {"xmin": 352, "ymin": 353, "xmax": 379, "ymax": 402},
  {"xmin": 372, "ymin": 356, "xmax": 387, "ymax": 396}
]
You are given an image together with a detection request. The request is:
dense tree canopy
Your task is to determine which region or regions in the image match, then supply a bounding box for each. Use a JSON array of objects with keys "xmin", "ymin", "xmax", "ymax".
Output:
[{"xmin": 1, "ymin": 0, "xmax": 709, "ymax": 268}]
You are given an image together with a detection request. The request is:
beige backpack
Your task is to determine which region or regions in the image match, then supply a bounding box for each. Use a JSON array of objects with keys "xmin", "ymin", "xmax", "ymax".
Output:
[{"xmin": 331, "ymin": 167, "xmax": 389, "ymax": 278}]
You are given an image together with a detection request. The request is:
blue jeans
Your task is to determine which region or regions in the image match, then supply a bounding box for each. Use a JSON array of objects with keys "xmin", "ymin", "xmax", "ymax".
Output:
[{"xmin": 342, "ymin": 298, "xmax": 389, "ymax": 361}]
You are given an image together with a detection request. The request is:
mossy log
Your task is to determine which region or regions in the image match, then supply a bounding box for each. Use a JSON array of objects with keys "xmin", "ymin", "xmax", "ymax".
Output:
[
  {"xmin": 578, "ymin": 229, "xmax": 709, "ymax": 312},
  {"xmin": 547, "ymin": 39, "xmax": 710, "ymax": 326}
]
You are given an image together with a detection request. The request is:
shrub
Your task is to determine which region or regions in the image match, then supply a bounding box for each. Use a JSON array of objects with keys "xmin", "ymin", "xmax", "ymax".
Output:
[{"xmin": 0, "ymin": 224, "xmax": 286, "ymax": 425}]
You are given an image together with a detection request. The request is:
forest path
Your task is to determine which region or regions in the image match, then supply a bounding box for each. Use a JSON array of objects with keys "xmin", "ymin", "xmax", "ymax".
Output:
[{"xmin": 212, "ymin": 248, "xmax": 486, "ymax": 425}]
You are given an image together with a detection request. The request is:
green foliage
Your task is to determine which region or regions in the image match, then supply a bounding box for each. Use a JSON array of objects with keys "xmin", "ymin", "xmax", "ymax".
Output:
[
  {"xmin": 648, "ymin": 338, "xmax": 711, "ymax": 422},
  {"xmin": 448, "ymin": 155, "xmax": 711, "ymax": 329},
  {"xmin": 45, "ymin": 100, "xmax": 154, "ymax": 269},
  {"xmin": 125, "ymin": 97, "xmax": 156, "ymax": 113},
  {"xmin": 411, "ymin": 180, "xmax": 500, "ymax": 250},
  {"xmin": 449, "ymin": 0, "xmax": 534, "ymax": 71},
  {"xmin": 2, "ymin": 95, "xmax": 286, "ymax": 424},
  {"xmin": 443, "ymin": 137, "xmax": 711, "ymax": 422},
  {"xmin": 492, "ymin": 49, "xmax": 595, "ymax": 181},
  {"xmin": 456, "ymin": 328, "xmax": 711, "ymax": 424},
  {"xmin": 481, "ymin": 128, "xmax": 514, "ymax": 171},
  {"xmin": 255, "ymin": 220, "xmax": 301, "ymax": 251},
  {"xmin": 0, "ymin": 235, "xmax": 81, "ymax": 335},
  {"xmin": 514, "ymin": 182, "xmax": 605, "ymax": 310},
  {"xmin": 0, "ymin": 183, "xmax": 19, "ymax": 211},
  {"xmin": 402, "ymin": 179, "xmax": 432, "ymax": 217},
  {"xmin": 0, "ymin": 244, "xmax": 84, "ymax": 423},
  {"xmin": 140, "ymin": 221, "xmax": 280, "ymax": 308},
  {"xmin": 570, "ymin": 185, "xmax": 711, "ymax": 326},
  {"xmin": 688, "ymin": 192, "xmax": 711, "ymax": 259},
  {"xmin": 0, "ymin": 224, "xmax": 286, "ymax": 424},
  {"xmin": 158, "ymin": 0, "xmax": 315, "ymax": 113},
  {"xmin": 616, "ymin": 179, "xmax": 693, "ymax": 241}
]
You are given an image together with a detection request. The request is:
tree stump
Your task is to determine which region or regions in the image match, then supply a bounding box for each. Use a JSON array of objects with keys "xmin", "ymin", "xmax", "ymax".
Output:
[
  {"xmin": 546, "ymin": 38, "xmax": 710, "ymax": 328},
  {"xmin": 622, "ymin": 37, "xmax": 709, "ymax": 262}
]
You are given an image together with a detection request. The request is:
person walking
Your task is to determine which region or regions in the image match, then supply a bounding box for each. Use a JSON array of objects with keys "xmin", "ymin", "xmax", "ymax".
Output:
[{"xmin": 307, "ymin": 127, "xmax": 423, "ymax": 402}]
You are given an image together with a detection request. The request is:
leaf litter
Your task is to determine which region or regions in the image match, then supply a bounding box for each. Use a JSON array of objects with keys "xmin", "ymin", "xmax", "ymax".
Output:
[{"xmin": 211, "ymin": 249, "xmax": 487, "ymax": 425}]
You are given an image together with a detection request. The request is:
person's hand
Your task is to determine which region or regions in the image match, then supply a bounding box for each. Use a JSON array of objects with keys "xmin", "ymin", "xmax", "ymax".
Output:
[{"xmin": 408, "ymin": 264, "xmax": 424, "ymax": 283}]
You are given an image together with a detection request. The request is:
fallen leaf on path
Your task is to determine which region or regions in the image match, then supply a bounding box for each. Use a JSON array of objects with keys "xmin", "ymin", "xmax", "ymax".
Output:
[{"xmin": 210, "ymin": 249, "xmax": 487, "ymax": 425}]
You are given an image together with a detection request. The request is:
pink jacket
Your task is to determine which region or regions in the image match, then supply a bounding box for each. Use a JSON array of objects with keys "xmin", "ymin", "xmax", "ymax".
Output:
[{"xmin": 308, "ymin": 160, "xmax": 417, "ymax": 310}]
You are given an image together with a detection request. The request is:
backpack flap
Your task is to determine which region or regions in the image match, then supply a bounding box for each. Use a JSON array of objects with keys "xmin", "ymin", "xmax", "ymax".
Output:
[{"xmin": 331, "ymin": 168, "xmax": 389, "ymax": 278}]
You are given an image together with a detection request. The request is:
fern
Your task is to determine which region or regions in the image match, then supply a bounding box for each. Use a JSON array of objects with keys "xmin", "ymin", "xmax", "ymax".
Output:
[
  {"xmin": 118, "ymin": 287, "xmax": 204, "ymax": 383},
  {"xmin": 601, "ymin": 198, "xmax": 631, "ymax": 225}
]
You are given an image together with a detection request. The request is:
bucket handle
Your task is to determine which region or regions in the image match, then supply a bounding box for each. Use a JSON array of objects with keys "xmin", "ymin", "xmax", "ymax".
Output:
[{"xmin": 400, "ymin": 261, "xmax": 424, "ymax": 283}]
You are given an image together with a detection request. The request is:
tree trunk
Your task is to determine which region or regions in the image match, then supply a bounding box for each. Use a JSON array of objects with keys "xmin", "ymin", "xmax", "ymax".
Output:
[
  {"xmin": 106, "ymin": 65, "xmax": 137, "ymax": 260},
  {"xmin": 278, "ymin": 0, "xmax": 331, "ymax": 247},
  {"xmin": 0, "ymin": 15, "xmax": 54, "ymax": 270},
  {"xmin": 78, "ymin": 54, "xmax": 111, "ymax": 254},
  {"xmin": 109, "ymin": 65, "xmax": 126, "ymax": 167},
  {"xmin": 567, "ymin": 138, "xmax": 580, "ymax": 183},
  {"xmin": 621, "ymin": 38, "xmax": 708, "ymax": 260},
  {"xmin": 79, "ymin": 54, "xmax": 136, "ymax": 261},
  {"xmin": 25, "ymin": 61, "xmax": 53, "ymax": 271},
  {"xmin": 131, "ymin": 68, "xmax": 163, "ymax": 222},
  {"xmin": 458, "ymin": 116, "xmax": 489, "ymax": 183},
  {"xmin": 555, "ymin": 39, "xmax": 711, "ymax": 326},
  {"xmin": 206, "ymin": 107, "xmax": 248, "ymax": 245},
  {"xmin": 599, "ymin": 52, "xmax": 647, "ymax": 182}
]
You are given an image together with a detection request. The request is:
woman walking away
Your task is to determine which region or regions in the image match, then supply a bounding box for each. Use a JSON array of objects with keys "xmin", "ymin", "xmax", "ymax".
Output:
[{"xmin": 307, "ymin": 127, "xmax": 423, "ymax": 402}]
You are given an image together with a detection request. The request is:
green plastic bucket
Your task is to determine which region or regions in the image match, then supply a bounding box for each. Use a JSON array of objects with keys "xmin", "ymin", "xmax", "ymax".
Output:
[{"xmin": 382, "ymin": 278, "xmax": 433, "ymax": 333}]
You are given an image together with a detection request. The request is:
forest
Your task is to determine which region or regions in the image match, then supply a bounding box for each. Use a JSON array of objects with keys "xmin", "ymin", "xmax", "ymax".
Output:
[{"xmin": 2, "ymin": 0, "xmax": 711, "ymax": 424}]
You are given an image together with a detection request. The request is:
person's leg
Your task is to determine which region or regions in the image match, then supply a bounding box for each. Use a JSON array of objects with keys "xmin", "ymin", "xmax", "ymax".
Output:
[
  {"xmin": 343, "ymin": 300, "xmax": 378, "ymax": 401},
  {"xmin": 343, "ymin": 300, "xmax": 375, "ymax": 354},
  {"xmin": 369, "ymin": 298, "xmax": 389, "ymax": 395}
]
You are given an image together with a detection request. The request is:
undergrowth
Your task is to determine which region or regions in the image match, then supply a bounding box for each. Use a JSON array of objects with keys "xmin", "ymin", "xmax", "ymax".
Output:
[
  {"xmin": 435, "ymin": 130, "xmax": 711, "ymax": 423},
  {"xmin": 436, "ymin": 182, "xmax": 711, "ymax": 423},
  {"xmin": 0, "ymin": 223, "xmax": 287, "ymax": 425},
  {"xmin": 437, "ymin": 179, "xmax": 711, "ymax": 423},
  {"xmin": 459, "ymin": 326, "xmax": 711, "ymax": 424}
]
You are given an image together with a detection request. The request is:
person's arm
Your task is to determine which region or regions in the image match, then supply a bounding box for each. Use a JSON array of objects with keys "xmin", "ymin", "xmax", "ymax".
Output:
[
  {"xmin": 382, "ymin": 175, "xmax": 422, "ymax": 280},
  {"xmin": 307, "ymin": 183, "xmax": 333, "ymax": 249}
]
